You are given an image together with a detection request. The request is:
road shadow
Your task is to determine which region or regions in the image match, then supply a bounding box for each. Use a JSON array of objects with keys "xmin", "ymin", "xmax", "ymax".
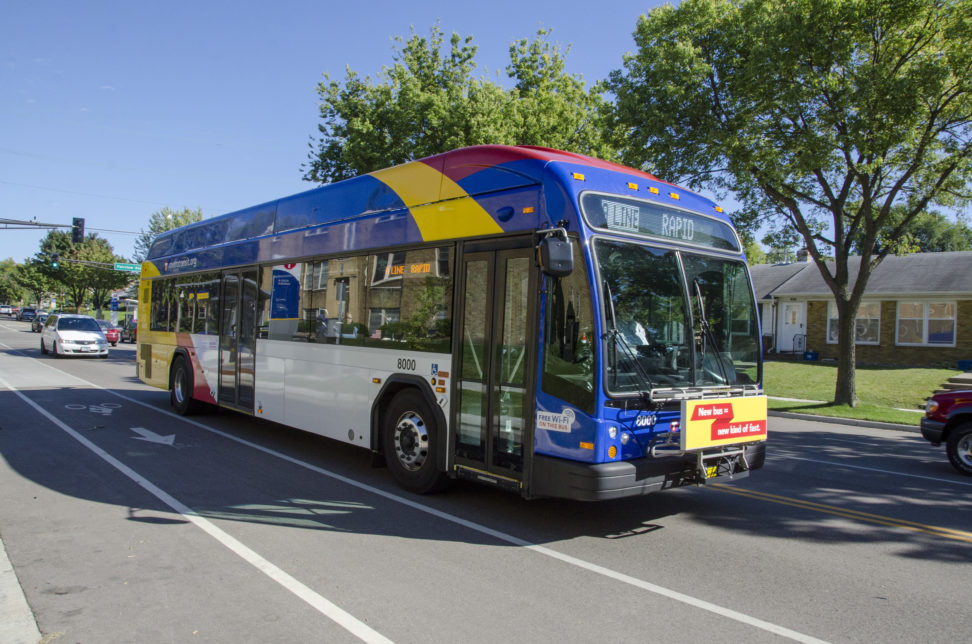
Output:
[{"xmin": 0, "ymin": 386, "xmax": 969, "ymax": 563}]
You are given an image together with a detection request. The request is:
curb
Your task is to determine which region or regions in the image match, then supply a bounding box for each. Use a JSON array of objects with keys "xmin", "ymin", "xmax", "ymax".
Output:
[
  {"xmin": 0, "ymin": 535, "xmax": 41, "ymax": 644},
  {"xmin": 769, "ymin": 409, "xmax": 920, "ymax": 433}
]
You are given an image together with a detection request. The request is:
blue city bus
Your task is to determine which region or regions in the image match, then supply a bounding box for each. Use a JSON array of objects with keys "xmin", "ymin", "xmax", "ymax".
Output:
[{"xmin": 136, "ymin": 145, "xmax": 766, "ymax": 500}]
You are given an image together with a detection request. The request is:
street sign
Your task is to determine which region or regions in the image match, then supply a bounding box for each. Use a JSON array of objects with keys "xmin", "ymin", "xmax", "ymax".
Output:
[{"xmin": 114, "ymin": 262, "xmax": 140, "ymax": 272}]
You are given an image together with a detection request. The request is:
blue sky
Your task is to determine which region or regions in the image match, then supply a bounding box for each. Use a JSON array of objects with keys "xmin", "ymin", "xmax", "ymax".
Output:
[
  {"xmin": 6, "ymin": 2, "xmax": 971, "ymax": 268},
  {"xmin": 2, "ymin": 1, "xmax": 676, "ymax": 262}
]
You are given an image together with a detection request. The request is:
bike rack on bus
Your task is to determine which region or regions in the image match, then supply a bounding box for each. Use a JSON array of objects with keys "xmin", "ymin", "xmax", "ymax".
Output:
[{"xmin": 697, "ymin": 447, "xmax": 749, "ymax": 480}]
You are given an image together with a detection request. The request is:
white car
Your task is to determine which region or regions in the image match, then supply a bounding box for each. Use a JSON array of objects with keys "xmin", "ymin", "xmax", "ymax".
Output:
[{"xmin": 41, "ymin": 313, "xmax": 109, "ymax": 358}]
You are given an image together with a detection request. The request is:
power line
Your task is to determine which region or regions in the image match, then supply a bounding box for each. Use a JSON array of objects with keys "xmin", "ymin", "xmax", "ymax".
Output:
[
  {"xmin": 0, "ymin": 179, "xmax": 168, "ymax": 207},
  {"xmin": 89, "ymin": 227, "xmax": 141, "ymax": 236},
  {"xmin": 0, "ymin": 179, "xmax": 229, "ymax": 215}
]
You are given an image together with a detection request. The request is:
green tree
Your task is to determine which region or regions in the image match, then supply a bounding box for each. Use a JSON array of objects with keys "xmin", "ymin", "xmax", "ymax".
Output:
[
  {"xmin": 133, "ymin": 206, "xmax": 203, "ymax": 262},
  {"xmin": 608, "ymin": 0, "xmax": 972, "ymax": 406},
  {"xmin": 13, "ymin": 259, "xmax": 55, "ymax": 308},
  {"xmin": 761, "ymin": 227, "xmax": 804, "ymax": 264},
  {"xmin": 81, "ymin": 237, "xmax": 133, "ymax": 317},
  {"xmin": 37, "ymin": 230, "xmax": 131, "ymax": 313},
  {"xmin": 740, "ymin": 236, "xmax": 767, "ymax": 265},
  {"xmin": 0, "ymin": 258, "xmax": 25, "ymax": 304},
  {"xmin": 35, "ymin": 230, "xmax": 88, "ymax": 312},
  {"xmin": 850, "ymin": 208, "xmax": 972, "ymax": 254},
  {"xmin": 304, "ymin": 25, "xmax": 615, "ymax": 183}
]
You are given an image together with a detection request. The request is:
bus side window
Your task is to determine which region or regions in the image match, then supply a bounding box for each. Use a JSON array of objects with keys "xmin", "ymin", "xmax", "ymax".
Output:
[
  {"xmin": 151, "ymin": 279, "xmax": 172, "ymax": 332},
  {"xmin": 542, "ymin": 241, "xmax": 595, "ymax": 415}
]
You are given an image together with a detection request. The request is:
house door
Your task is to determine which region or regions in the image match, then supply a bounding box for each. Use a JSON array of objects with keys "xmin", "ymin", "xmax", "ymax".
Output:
[
  {"xmin": 778, "ymin": 301, "xmax": 805, "ymax": 352},
  {"xmin": 453, "ymin": 245, "xmax": 538, "ymax": 488}
]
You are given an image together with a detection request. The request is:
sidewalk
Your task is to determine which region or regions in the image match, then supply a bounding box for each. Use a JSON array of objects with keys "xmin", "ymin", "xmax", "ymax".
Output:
[
  {"xmin": 767, "ymin": 396, "xmax": 922, "ymax": 433},
  {"xmin": 0, "ymin": 535, "xmax": 41, "ymax": 644}
]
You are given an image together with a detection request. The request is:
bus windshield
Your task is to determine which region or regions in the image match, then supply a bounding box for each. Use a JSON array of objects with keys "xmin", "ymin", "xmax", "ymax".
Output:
[{"xmin": 595, "ymin": 239, "xmax": 760, "ymax": 395}]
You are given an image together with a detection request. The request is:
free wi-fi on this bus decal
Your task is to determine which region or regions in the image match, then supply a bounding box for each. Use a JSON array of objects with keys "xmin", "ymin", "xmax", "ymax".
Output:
[{"xmin": 680, "ymin": 396, "xmax": 768, "ymax": 451}]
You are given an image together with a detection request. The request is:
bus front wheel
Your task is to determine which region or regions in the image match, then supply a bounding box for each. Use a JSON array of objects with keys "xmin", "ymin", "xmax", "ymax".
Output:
[
  {"xmin": 170, "ymin": 356, "xmax": 202, "ymax": 416},
  {"xmin": 382, "ymin": 390, "xmax": 448, "ymax": 494}
]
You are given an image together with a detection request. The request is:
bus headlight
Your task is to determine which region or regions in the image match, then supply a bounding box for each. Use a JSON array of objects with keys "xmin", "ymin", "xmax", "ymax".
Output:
[{"xmin": 608, "ymin": 426, "xmax": 618, "ymax": 439}]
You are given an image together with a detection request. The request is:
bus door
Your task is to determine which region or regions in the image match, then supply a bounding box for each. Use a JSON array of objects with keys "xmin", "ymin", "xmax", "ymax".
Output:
[
  {"xmin": 218, "ymin": 268, "xmax": 259, "ymax": 412},
  {"xmin": 454, "ymin": 244, "xmax": 538, "ymax": 490}
]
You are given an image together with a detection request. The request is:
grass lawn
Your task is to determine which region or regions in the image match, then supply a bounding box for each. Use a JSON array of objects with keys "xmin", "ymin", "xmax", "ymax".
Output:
[{"xmin": 763, "ymin": 360, "xmax": 961, "ymax": 426}]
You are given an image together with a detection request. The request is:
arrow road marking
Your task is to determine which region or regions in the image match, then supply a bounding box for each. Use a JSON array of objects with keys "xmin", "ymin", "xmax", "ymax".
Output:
[{"xmin": 130, "ymin": 426, "xmax": 176, "ymax": 446}]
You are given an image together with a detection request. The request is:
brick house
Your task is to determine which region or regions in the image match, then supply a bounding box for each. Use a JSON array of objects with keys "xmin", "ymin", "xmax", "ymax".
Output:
[{"xmin": 750, "ymin": 251, "xmax": 972, "ymax": 367}]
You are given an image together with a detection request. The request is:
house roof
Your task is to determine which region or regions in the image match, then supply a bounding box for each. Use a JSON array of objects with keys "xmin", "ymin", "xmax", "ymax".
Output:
[
  {"xmin": 748, "ymin": 262, "xmax": 809, "ymax": 300},
  {"xmin": 752, "ymin": 250, "xmax": 972, "ymax": 299}
]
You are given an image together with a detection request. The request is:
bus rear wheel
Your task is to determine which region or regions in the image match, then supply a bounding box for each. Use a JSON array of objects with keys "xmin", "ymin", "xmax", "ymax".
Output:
[
  {"xmin": 170, "ymin": 356, "xmax": 202, "ymax": 416},
  {"xmin": 382, "ymin": 390, "xmax": 448, "ymax": 494}
]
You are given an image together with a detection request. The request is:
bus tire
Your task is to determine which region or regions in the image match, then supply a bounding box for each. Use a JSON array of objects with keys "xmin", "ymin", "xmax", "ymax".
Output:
[
  {"xmin": 382, "ymin": 389, "xmax": 449, "ymax": 494},
  {"xmin": 946, "ymin": 423, "xmax": 972, "ymax": 476},
  {"xmin": 170, "ymin": 356, "xmax": 201, "ymax": 416}
]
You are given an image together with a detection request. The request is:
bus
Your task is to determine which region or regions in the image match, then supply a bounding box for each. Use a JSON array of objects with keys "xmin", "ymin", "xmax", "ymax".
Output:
[{"xmin": 135, "ymin": 145, "xmax": 766, "ymax": 501}]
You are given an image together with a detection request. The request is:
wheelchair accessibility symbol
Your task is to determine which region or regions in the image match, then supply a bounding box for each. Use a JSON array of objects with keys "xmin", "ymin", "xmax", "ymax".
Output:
[{"xmin": 65, "ymin": 402, "xmax": 121, "ymax": 416}]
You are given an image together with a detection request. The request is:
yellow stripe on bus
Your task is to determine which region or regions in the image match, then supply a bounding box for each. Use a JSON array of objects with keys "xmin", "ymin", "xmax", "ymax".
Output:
[{"xmin": 370, "ymin": 161, "xmax": 503, "ymax": 240}]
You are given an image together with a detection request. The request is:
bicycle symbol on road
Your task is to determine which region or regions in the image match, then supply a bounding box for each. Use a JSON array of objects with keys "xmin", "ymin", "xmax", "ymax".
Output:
[{"xmin": 65, "ymin": 402, "xmax": 122, "ymax": 416}]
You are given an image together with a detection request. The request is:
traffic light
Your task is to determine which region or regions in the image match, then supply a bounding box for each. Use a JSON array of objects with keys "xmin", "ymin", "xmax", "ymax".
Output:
[
  {"xmin": 72, "ymin": 217, "xmax": 85, "ymax": 244},
  {"xmin": 51, "ymin": 253, "xmax": 59, "ymax": 269}
]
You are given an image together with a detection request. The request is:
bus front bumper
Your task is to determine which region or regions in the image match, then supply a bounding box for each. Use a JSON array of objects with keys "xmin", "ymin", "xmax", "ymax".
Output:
[{"xmin": 528, "ymin": 442, "xmax": 766, "ymax": 502}]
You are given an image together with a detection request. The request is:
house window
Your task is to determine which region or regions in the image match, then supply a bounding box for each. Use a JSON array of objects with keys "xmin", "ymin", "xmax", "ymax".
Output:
[
  {"xmin": 827, "ymin": 301, "xmax": 880, "ymax": 345},
  {"xmin": 896, "ymin": 302, "xmax": 956, "ymax": 346}
]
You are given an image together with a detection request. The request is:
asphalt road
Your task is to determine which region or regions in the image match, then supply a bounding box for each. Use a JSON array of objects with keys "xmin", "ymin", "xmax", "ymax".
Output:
[{"xmin": 1, "ymin": 318, "xmax": 970, "ymax": 643}]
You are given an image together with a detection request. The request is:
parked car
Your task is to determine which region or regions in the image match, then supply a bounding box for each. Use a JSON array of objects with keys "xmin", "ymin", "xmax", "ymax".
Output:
[
  {"xmin": 19, "ymin": 307, "xmax": 36, "ymax": 321},
  {"xmin": 95, "ymin": 319, "xmax": 120, "ymax": 346},
  {"xmin": 0, "ymin": 304, "xmax": 12, "ymax": 317},
  {"xmin": 40, "ymin": 313, "xmax": 109, "ymax": 358},
  {"xmin": 120, "ymin": 318, "xmax": 138, "ymax": 344},
  {"xmin": 31, "ymin": 312, "xmax": 49, "ymax": 333},
  {"xmin": 922, "ymin": 390, "xmax": 972, "ymax": 476}
]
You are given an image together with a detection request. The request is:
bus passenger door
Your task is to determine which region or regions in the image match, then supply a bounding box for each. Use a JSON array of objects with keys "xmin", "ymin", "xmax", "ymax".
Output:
[
  {"xmin": 218, "ymin": 268, "xmax": 259, "ymax": 412},
  {"xmin": 454, "ymin": 245, "xmax": 538, "ymax": 489}
]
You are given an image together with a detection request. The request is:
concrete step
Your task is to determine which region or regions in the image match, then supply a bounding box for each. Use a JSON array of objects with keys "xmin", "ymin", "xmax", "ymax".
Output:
[
  {"xmin": 940, "ymin": 382, "xmax": 972, "ymax": 391},
  {"xmin": 948, "ymin": 373, "xmax": 972, "ymax": 385}
]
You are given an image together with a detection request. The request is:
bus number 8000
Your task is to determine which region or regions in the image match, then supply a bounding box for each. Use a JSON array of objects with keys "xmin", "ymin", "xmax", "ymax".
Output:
[{"xmin": 397, "ymin": 358, "xmax": 417, "ymax": 372}]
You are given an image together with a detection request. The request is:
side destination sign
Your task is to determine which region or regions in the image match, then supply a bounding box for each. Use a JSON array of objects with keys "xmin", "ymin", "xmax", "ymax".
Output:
[{"xmin": 680, "ymin": 396, "xmax": 767, "ymax": 451}]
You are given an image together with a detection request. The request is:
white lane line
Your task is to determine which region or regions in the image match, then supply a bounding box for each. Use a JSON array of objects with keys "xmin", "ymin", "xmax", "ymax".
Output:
[
  {"xmin": 1, "ymin": 346, "xmax": 827, "ymax": 643},
  {"xmin": 0, "ymin": 373, "xmax": 393, "ymax": 644},
  {"xmin": 770, "ymin": 453, "xmax": 972, "ymax": 487}
]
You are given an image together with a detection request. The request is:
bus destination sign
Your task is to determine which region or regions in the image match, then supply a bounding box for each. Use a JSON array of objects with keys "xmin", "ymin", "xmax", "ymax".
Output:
[{"xmin": 581, "ymin": 193, "xmax": 739, "ymax": 251}]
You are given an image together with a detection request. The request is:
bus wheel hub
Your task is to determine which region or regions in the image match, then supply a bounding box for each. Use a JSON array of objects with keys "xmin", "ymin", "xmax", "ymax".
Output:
[{"xmin": 394, "ymin": 412, "xmax": 428, "ymax": 471}]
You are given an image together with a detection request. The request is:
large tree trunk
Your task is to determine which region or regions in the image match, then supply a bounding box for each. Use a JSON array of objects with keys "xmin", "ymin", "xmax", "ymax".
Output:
[{"xmin": 833, "ymin": 300, "xmax": 858, "ymax": 407}]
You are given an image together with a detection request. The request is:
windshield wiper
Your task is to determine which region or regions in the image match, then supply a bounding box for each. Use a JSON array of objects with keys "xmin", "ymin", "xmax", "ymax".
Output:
[
  {"xmin": 693, "ymin": 279, "xmax": 731, "ymax": 384},
  {"xmin": 603, "ymin": 279, "xmax": 655, "ymax": 396}
]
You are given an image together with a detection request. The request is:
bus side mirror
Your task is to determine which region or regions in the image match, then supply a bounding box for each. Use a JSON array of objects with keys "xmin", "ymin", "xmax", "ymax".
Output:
[{"xmin": 538, "ymin": 230, "xmax": 573, "ymax": 277}]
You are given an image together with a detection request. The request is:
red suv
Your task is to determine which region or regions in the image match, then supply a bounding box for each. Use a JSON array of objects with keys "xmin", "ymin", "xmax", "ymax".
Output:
[{"xmin": 922, "ymin": 390, "xmax": 972, "ymax": 476}]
